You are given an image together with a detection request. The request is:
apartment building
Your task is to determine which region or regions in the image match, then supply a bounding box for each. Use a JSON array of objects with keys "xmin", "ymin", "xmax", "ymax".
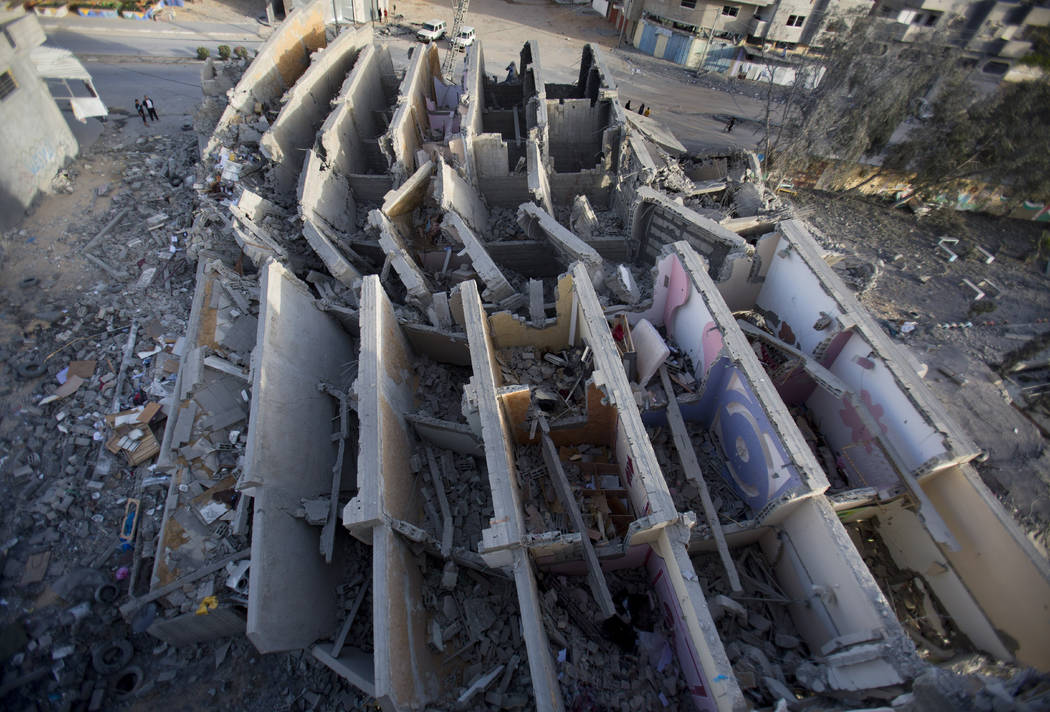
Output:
[
  {"xmin": 608, "ymin": 0, "xmax": 1050, "ymax": 79},
  {"xmin": 873, "ymin": 0, "xmax": 1050, "ymax": 77}
]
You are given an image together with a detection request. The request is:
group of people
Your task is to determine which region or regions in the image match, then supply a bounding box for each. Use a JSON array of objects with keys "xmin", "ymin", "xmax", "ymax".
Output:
[
  {"xmin": 623, "ymin": 100, "xmax": 651, "ymax": 117},
  {"xmin": 134, "ymin": 96, "xmax": 159, "ymax": 126}
]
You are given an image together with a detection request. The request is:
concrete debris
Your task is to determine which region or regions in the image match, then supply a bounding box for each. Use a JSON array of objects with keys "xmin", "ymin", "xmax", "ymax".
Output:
[{"xmin": 3, "ymin": 9, "xmax": 1048, "ymax": 712}]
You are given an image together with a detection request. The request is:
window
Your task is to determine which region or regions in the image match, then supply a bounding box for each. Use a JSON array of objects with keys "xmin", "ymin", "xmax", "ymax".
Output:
[
  {"xmin": 924, "ymin": 12, "xmax": 938, "ymax": 26},
  {"xmin": 722, "ymin": 5, "xmax": 739, "ymax": 16},
  {"xmin": 681, "ymin": 0, "xmax": 697, "ymax": 8},
  {"xmin": 0, "ymin": 71, "xmax": 16, "ymax": 101},
  {"xmin": 786, "ymin": 14, "xmax": 805, "ymax": 27}
]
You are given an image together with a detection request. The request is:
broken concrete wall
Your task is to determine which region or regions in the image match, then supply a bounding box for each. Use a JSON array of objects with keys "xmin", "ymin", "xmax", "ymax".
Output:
[
  {"xmin": 631, "ymin": 187, "xmax": 750, "ymax": 282},
  {"xmin": 244, "ymin": 260, "xmax": 357, "ymax": 653},
  {"xmin": 0, "ymin": 11, "xmax": 78, "ymax": 223},
  {"xmin": 435, "ymin": 157, "xmax": 488, "ymax": 235},
  {"xmin": 636, "ymin": 245, "xmax": 828, "ymax": 515},
  {"xmin": 298, "ymin": 148, "xmax": 362, "ymax": 288},
  {"xmin": 546, "ymin": 99, "xmax": 610, "ymax": 173},
  {"xmin": 486, "ymin": 239, "xmax": 631, "ymax": 277},
  {"xmin": 369, "ymin": 209, "xmax": 431, "ymax": 309},
  {"xmin": 456, "ymin": 41, "xmax": 485, "ymax": 189},
  {"xmin": 714, "ymin": 219, "xmax": 1050, "ymax": 670},
  {"xmin": 526, "ymin": 138, "xmax": 553, "ymax": 216},
  {"xmin": 759, "ymin": 222, "xmax": 979, "ymax": 475},
  {"xmin": 648, "ymin": 525, "xmax": 747, "ymax": 712},
  {"xmin": 883, "ymin": 466, "xmax": 1050, "ymax": 670},
  {"xmin": 517, "ymin": 203, "xmax": 602, "ymax": 283},
  {"xmin": 205, "ymin": 0, "xmax": 328, "ymax": 157},
  {"xmin": 763, "ymin": 497, "xmax": 921, "ymax": 690},
  {"xmin": 473, "ymin": 133, "xmax": 511, "ymax": 178},
  {"xmin": 385, "ymin": 42, "xmax": 439, "ymax": 183},
  {"xmin": 345, "ymin": 276, "xmax": 414, "ymax": 537},
  {"xmin": 549, "ymin": 171, "xmax": 611, "ymax": 210},
  {"xmin": 260, "ymin": 26, "xmax": 370, "ymax": 196},
  {"xmin": 459, "ymin": 279, "xmax": 565, "ymax": 712},
  {"xmin": 319, "ymin": 43, "xmax": 398, "ymax": 178},
  {"xmin": 520, "ymin": 41, "xmax": 550, "ymax": 159},
  {"xmin": 344, "ymin": 276, "xmax": 455, "ymax": 708},
  {"xmin": 612, "ymin": 132, "xmax": 658, "ymax": 223},
  {"xmin": 571, "ymin": 262, "xmax": 677, "ymax": 522}
]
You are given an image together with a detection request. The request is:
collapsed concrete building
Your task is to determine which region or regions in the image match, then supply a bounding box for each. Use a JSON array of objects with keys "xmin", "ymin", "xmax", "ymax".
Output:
[{"xmin": 144, "ymin": 2, "xmax": 1050, "ymax": 710}]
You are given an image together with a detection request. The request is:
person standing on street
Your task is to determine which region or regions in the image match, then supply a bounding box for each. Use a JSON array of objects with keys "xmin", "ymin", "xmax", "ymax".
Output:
[
  {"xmin": 143, "ymin": 95, "xmax": 159, "ymax": 121},
  {"xmin": 134, "ymin": 99, "xmax": 147, "ymax": 125}
]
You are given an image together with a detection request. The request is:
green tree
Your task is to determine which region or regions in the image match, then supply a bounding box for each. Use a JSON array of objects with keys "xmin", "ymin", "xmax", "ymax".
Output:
[
  {"xmin": 885, "ymin": 79, "xmax": 1050, "ymax": 207},
  {"xmin": 763, "ymin": 16, "xmax": 965, "ymax": 188}
]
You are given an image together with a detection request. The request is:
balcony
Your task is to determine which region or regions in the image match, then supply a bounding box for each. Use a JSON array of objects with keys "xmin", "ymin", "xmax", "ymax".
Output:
[{"xmin": 748, "ymin": 16, "xmax": 770, "ymax": 36}]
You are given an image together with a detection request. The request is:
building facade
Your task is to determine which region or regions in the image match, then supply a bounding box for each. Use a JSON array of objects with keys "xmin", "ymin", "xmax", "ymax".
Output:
[
  {"xmin": 609, "ymin": 0, "xmax": 1050, "ymax": 80},
  {"xmin": 0, "ymin": 8, "xmax": 78, "ymax": 227}
]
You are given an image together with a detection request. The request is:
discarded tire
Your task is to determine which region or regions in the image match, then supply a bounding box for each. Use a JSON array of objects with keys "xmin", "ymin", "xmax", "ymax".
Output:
[
  {"xmin": 94, "ymin": 582, "xmax": 120, "ymax": 605},
  {"xmin": 113, "ymin": 666, "xmax": 143, "ymax": 696},
  {"xmin": 92, "ymin": 639, "xmax": 133, "ymax": 675},
  {"xmin": 16, "ymin": 362, "xmax": 46, "ymax": 379}
]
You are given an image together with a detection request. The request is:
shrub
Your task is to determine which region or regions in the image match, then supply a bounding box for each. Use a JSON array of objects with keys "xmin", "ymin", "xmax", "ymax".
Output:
[
  {"xmin": 196, "ymin": 46, "xmax": 210, "ymax": 60},
  {"xmin": 233, "ymin": 46, "xmax": 249, "ymax": 60},
  {"xmin": 217, "ymin": 45, "xmax": 231, "ymax": 60}
]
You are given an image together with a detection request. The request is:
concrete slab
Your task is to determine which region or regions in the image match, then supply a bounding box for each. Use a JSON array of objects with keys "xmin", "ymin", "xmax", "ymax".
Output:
[{"xmin": 244, "ymin": 260, "xmax": 356, "ymax": 653}]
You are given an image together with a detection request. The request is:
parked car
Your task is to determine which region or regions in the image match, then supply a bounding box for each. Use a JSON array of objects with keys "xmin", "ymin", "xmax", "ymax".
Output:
[
  {"xmin": 451, "ymin": 25, "xmax": 476, "ymax": 50},
  {"xmin": 417, "ymin": 19, "xmax": 446, "ymax": 42}
]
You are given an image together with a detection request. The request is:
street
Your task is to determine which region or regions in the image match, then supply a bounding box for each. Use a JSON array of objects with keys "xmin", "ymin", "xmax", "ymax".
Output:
[{"xmin": 40, "ymin": 0, "xmax": 773, "ymax": 155}]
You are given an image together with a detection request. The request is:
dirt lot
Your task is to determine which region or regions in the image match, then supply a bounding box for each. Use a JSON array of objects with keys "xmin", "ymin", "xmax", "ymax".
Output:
[{"xmin": 791, "ymin": 189, "xmax": 1050, "ymax": 551}]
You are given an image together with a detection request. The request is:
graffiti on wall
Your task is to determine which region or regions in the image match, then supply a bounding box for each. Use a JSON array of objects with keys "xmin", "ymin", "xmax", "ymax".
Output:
[
  {"xmin": 26, "ymin": 142, "xmax": 56, "ymax": 176},
  {"xmin": 698, "ymin": 357, "xmax": 800, "ymax": 512}
]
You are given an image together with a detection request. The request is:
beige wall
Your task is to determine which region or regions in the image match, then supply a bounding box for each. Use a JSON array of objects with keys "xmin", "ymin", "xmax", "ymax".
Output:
[{"xmin": 638, "ymin": 0, "xmax": 760, "ymax": 34}]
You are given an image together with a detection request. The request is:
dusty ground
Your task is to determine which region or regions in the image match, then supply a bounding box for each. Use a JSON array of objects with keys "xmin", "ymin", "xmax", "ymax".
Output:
[
  {"xmin": 791, "ymin": 189, "xmax": 1050, "ymax": 550},
  {"xmin": 0, "ymin": 110, "xmax": 365, "ymax": 709}
]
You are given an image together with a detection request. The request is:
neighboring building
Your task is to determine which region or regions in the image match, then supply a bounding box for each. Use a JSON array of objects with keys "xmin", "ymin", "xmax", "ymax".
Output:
[
  {"xmin": 872, "ymin": 0, "xmax": 1050, "ymax": 77},
  {"xmin": 611, "ymin": 0, "xmax": 1050, "ymax": 80},
  {"xmin": 612, "ymin": 0, "xmax": 871, "ymax": 70},
  {"xmin": 283, "ymin": 0, "xmax": 389, "ymax": 24},
  {"xmin": 0, "ymin": 7, "xmax": 78, "ymax": 226}
]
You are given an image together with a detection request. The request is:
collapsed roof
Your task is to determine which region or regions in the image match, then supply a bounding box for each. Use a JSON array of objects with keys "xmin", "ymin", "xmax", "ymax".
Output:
[{"xmin": 152, "ymin": 3, "xmax": 1050, "ymax": 710}]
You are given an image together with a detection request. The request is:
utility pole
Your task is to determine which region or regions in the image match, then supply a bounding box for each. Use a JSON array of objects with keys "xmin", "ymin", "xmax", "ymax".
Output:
[
  {"xmin": 617, "ymin": 0, "xmax": 632, "ymax": 49},
  {"xmin": 697, "ymin": 6, "xmax": 721, "ymax": 74}
]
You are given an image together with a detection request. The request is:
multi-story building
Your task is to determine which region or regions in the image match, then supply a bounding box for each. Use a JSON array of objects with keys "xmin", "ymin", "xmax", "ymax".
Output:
[
  {"xmin": 872, "ymin": 0, "xmax": 1050, "ymax": 77},
  {"xmin": 608, "ymin": 0, "xmax": 1050, "ymax": 80}
]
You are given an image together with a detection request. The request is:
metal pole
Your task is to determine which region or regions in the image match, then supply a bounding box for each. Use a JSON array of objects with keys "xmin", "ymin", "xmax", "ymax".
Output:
[
  {"xmin": 617, "ymin": 0, "xmax": 630, "ymax": 48},
  {"xmin": 697, "ymin": 8, "xmax": 720, "ymax": 74}
]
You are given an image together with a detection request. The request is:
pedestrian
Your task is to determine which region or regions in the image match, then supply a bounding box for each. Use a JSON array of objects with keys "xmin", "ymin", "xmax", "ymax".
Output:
[
  {"xmin": 624, "ymin": 99, "xmax": 631, "ymax": 111},
  {"xmin": 644, "ymin": 106, "xmax": 650, "ymax": 117},
  {"xmin": 144, "ymin": 95, "xmax": 158, "ymax": 121},
  {"xmin": 637, "ymin": 103, "xmax": 645, "ymax": 115},
  {"xmin": 383, "ymin": 7, "xmax": 387, "ymax": 21},
  {"xmin": 392, "ymin": 3, "xmax": 396, "ymax": 16},
  {"xmin": 724, "ymin": 116, "xmax": 736, "ymax": 133},
  {"xmin": 134, "ymin": 99, "xmax": 147, "ymax": 126}
]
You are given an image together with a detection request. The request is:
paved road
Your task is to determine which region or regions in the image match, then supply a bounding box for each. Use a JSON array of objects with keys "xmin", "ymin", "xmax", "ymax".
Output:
[
  {"xmin": 389, "ymin": 0, "xmax": 776, "ymax": 154},
  {"xmin": 42, "ymin": 2, "xmax": 774, "ymax": 155},
  {"xmin": 40, "ymin": 17, "xmax": 264, "ymax": 58},
  {"xmin": 40, "ymin": 16, "xmax": 263, "ymax": 147}
]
